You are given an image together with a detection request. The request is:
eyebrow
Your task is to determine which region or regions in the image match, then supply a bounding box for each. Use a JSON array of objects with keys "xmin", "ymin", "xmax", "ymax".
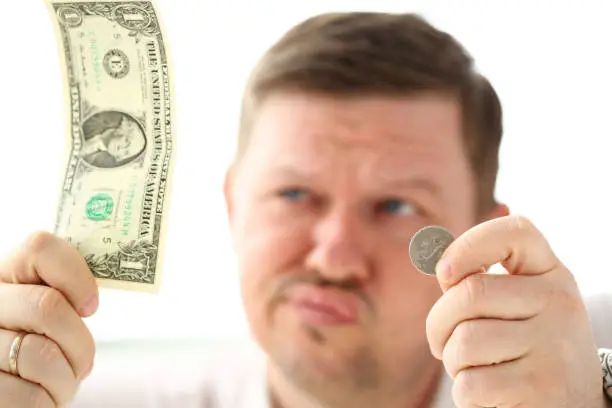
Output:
[
  {"xmin": 262, "ymin": 164, "xmax": 321, "ymax": 181},
  {"xmin": 378, "ymin": 177, "xmax": 439, "ymax": 194},
  {"xmin": 382, "ymin": 177, "xmax": 438, "ymax": 190},
  {"xmin": 263, "ymin": 164, "xmax": 439, "ymax": 195}
]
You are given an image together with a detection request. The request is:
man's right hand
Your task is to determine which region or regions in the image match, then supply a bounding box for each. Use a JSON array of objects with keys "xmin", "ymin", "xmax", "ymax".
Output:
[{"xmin": 0, "ymin": 231, "xmax": 98, "ymax": 407}]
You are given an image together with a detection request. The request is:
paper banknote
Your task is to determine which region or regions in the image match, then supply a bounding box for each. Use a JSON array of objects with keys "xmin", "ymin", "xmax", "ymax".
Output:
[{"xmin": 45, "ymin": 0, "xmax": 175, "ymax": 293}]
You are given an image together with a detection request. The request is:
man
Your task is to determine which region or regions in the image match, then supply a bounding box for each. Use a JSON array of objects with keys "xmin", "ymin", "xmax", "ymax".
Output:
[{"xmin": 1, "ymin": 11, "xmax": 611, "ymax": 408}]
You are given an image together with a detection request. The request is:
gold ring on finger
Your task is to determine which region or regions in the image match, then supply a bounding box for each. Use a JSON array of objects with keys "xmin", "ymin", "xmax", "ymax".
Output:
[{"xmin": 8, "ymin": 331, "xmax": 28, "ymax": 377}]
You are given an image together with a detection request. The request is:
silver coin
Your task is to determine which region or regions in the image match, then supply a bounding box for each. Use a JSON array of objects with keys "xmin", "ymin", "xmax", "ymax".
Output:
[{"xmin": 409, "ymin": 225, "xmax": 455, "ymax": 275}]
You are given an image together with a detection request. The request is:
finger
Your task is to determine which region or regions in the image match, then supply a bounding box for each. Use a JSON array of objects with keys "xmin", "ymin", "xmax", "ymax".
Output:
[
  {"xmin": 0, "ymin": 329, "xmax": 77, "ymax": 406},
  {"xmin": 426, "ymin": 273, "xmax": 546, "ymax": 359},
  {"xmin": 0, "ymin": 231, "xmax": 99, "ymax": 317},
  {"xmin": 442, "ymin": 319, "xmax": 533, "ymax": 379},
  {"xmin": 0, "ymin": 370, "xmax": 54, "ymax": 408},
  {"xmin": 0, "ymin": 283, "xmax": 95, "ymax": 381},
  {"xmin": 452, "ymin": 359, "xmax": 534, "ymax": 408},
  {"xmin": 436, "ymin": 215, "xmax": 560, "ymax": 291}
]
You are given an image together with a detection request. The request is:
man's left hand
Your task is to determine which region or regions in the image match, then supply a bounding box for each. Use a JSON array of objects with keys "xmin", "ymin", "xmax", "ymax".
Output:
[{"xmin": 426, "ymin": 215, "xmax": 606, "ymax": 408}]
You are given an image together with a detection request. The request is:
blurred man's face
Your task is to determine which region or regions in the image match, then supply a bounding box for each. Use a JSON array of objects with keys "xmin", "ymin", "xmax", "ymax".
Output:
[{"xmin": 225, "ymin": 91, "xmax": 496, "ymax": 399}]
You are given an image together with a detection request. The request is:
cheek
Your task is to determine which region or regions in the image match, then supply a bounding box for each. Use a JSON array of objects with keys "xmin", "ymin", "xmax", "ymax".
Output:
[
  {"xmin": 236, "ymin": 203, "xmax": 312, "ymax": 276},
  {"xmin": 234, "ymin": 201, "xmax": 313, "ymax": 322},
  {"xmin": 375, "ymin": 274, "xmax": 441, "ymax": 362},
  {"xmin": 374, "ymin": 239, "xmax": 442, "ymax": 335}
]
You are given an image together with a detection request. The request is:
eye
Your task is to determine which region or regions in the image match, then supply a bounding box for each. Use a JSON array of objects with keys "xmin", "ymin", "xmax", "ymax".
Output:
[
  {"xmin": 278, "ymin": 188, "xmax": 308, "ymax": 201},
  {"xmin": 378, "ymin": 198, "xmax": 417, "ymax": 216}
]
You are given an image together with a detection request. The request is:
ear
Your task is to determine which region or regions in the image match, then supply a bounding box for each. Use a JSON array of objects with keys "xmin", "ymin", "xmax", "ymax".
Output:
[
  {"xmin": 223, "ymin": 165, "xmax": 235, "ymax": 223},
  {"xmin": 482, "ymin": 202, "xmax": 510, "ymax": 222}
]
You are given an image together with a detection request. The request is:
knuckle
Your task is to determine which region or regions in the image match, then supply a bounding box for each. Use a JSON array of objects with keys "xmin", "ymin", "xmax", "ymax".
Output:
[
  {"xmin": 35, "ymin": 336, "xmax": 65, "ymax": 367},
  {"xmin": 56, "ymin": 377, "xmax": 79, "ymax": 408},
  {"xmin": 79, "ymin": 331, "xmax": 96, "ymax": 378},
  {"xmin": 35, "ymin": 287, "xmax": 68, "ymax": 324},
  {"xmin": 463, "ymin": 274, "xmax": 487, "ymax": 306},
  {"xmin": 23, "ymin": 231, "xmax": 59, "ymax": 256},
  {"xmin": 550, "ymin": 284, "xmax": 585, "ymax": 315},
  {"xmin": 507, "ymin": 214, "xmax": 535, "ymax": 236},
  {"xmin": 443, "ymin": 322, "xmax": 478, "ymax": 378},
  {"xmin": 453, "ymin": 324, "xmax": 475, "ymax": 363},
  {"xmin": 24, "ymin": 336, "xmax": 80, "ymax": 406},
  {"xmin": 456, "ymin": 233, "xmax": 476, "ymax": 255},
  {"xmin": 424, "ymin": 306, "xmax": 437, "ymax": 340},
  {"xmin": 28, "ymin": 386, "xmax": 55, "ymax": 408},
  {"xmin": 425, "ymin": 326, "xmax": 442, "ymax": 360},
  {"xmin": 424, "ymin": 317, "xmax": 437, "ymax": 351},
  {"xmin": 442, "ymin": 340, "xmax": 460, "ymax": 377},
  {"xmin": 455, "ymin": 320, "xmax": 477, "ymax": 347},
  {"xmin": 86, "ymin": 332, "xmax": 96, "ymax": 363},
  {"xmin": 453, "ymin": 369, "xmax": 479, "ymax": 403},
  {"xmin": 453, "ymin": 368, "xmax": 492, "ymax": 406},
  {"xmin": 425, "ymin": 303, "xmax": 445, "ymax": 359}
]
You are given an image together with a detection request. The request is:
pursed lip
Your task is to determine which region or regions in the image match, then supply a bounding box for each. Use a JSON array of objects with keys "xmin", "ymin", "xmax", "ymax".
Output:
[{"xmin": 285, "ymin": 284, "xmax": 360, "ymax": 325}]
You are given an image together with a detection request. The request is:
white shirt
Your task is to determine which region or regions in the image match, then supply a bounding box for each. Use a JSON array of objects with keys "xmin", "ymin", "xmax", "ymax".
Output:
[{"xmin": 70, "ymin": 293, "xmax": 612, "ymax": 408}]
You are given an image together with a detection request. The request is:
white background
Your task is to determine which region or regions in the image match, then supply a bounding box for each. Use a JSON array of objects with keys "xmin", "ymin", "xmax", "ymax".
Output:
[{"xmin": 0, "ymin": 0, "xmax": 610, "ymax": 345}]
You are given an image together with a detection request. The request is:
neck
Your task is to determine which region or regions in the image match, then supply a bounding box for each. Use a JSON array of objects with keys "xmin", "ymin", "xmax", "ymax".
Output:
[{"xmin": 267, "ymin": 359, "xmax": 443, "ymax": 408}]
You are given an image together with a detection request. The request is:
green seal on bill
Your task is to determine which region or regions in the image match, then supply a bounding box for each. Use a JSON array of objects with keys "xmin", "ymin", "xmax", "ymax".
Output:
[{"xmin": 86, "ymin": 193, "xmax": 114, "ymax": 221}]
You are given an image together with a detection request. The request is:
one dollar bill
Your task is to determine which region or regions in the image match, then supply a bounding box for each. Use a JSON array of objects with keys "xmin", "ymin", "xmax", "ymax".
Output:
[{"xmin": 45, "ymin": 0, "xmax": 175, "ymax": 293}]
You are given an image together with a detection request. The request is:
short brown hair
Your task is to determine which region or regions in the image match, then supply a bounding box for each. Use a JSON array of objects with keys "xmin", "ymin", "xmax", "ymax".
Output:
[{"xmin": 237, "ymin": 12, "xmax": 503, "ymax": 216}]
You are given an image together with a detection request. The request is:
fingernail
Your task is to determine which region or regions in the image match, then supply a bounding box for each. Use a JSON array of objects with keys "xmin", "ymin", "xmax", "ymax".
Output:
[
  {"xmin": 435, "ymin": 258, "xmax": 451, "ymax": 280},
  {"xmin": 79, "ymin": 295, "xmax": 99, "ymax": 317}
]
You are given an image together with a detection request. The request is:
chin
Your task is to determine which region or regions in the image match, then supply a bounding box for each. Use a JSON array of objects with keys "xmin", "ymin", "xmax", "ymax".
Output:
[
  {"xmin": 286, "ymin": 316, "xmax": 365, "ymax": 360},
  {"xmin": 269, "ymin": 326, "xmax": 380, "ymax": 395},
  {"xmin": 277, "ymin": 335, "xmax": 355, "ymax": 380},
  {"xmin": 249, "ymin": 297, "xmax": 369, "ymax": 368}
]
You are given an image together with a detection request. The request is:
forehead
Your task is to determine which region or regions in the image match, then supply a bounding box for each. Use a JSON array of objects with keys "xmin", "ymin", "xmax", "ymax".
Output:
[{"xmin": 246, "ymin": 92, "xmax": 466, "ymax": 180}]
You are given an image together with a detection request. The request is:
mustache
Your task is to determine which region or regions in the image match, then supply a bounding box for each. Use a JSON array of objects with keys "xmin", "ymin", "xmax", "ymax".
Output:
[{"xmin": 272, "ymin": 274, "xmax": 375, "ymax": 315}]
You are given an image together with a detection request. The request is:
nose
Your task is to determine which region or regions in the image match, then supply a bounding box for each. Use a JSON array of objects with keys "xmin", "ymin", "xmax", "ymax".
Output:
[{"xmin": 305, "ymin": 207, "xmax": 371, "ymax": 283}]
